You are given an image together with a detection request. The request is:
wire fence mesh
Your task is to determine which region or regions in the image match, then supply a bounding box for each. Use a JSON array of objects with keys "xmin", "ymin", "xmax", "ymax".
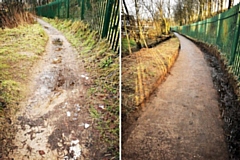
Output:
[
  {"xmin": 35, "ymin": 0, "xmax": 119, "ymax": 52},
  {"xmin": 171, "ymin": 3, "xmax": 240, "ymax": 81}
]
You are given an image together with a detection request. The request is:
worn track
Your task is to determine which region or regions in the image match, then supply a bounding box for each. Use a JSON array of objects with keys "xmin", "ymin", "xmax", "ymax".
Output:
[
  {"xmin": 122, "ymin": 33, "xmax": 228, "ymax": 160},
  {"xmin": 8, "ymin": 19, "xmax": 93, "ymax": 160}
]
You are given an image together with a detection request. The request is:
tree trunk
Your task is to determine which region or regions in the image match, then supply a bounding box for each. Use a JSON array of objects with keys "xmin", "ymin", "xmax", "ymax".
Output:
[
  {"xmin": 220, "ymin": 0, "xmax": 223, "ymax": 12},
  {"xmin": 122, "ymin": 0, "xmax": 129, "ymax": 15},
  {"xmin": 228, "ymin": 0, "xmax": 233, "ymax": 9},
  {"xmin": 122, "ymin": 1, "xmax": 132, "ymax": 54},
  {"xmin": 134, "ymin": 0, "xmax": 148, "ymax": 48},
  {"xmin": 199, "ymin": 2, "xmax": 203, "ymax": 20},
  {"xmin": 208, "ymin": 0, "xmax": 212, "ymax": 17},
  {"xmin": 163, "ymin": 17, "xmax": 168, "ymax": 34}
]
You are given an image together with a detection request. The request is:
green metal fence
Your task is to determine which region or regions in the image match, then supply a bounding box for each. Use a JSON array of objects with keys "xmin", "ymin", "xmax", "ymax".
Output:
[
  {"xmin": 171, "ymin": 3, "xmax": 240, "ymax": 81},
  {"xmin": 35, "ymin": 0, "xmax": 119, "ymax": 52}
]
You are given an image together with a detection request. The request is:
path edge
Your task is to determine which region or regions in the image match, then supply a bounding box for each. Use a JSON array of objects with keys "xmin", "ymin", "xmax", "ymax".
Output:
[{"xmin": 122, "ymin": 37, "xmax": 181, "ymax": 144}]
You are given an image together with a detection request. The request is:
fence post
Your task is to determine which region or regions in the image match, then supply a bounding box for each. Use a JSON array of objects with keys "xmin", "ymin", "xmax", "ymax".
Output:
[
  {"xmin": 230, "ymin": 4, "xmax": 240, "ymax": 65},
  {"xmin": 67, "ymin": 0, "xmax": 69, "ymax": 18},
  {"xmin": 216, "ymin": 13, "xmax": 222, "ymax": 47},
  {"xmin": 86, "ymin": 0, "xmax": 92, "ymax": 10},
  {"xmin": 101, "ymin": 0, "xmax": 114, "ymax": 38},
  {"xmin": 204, "ymin": 20, "xmax": 207, "ymax": 42},
  {"xmin": 81, "ymin": 0, "xmax": 85, "ymax": 20},
  {"xmin": 57, "ymin": 0, "xmax": 59, "ymax": 18}
]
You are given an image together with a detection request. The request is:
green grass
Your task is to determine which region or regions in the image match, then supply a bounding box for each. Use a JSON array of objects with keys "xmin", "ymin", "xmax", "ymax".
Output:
[
  {"xmin": 0, "ymin": 23, "xmax": 48, "ymax": 112},
  {"xmin": 121, "ymin": 37, "xmax": 136, "ymax": 52},
  {"xmin": 43, "ymin": 17, "xmax": 119, "ymax": 159},
  {"xmin": 0, "ymin": 23, "xmax": 48, "ymax": 158}
]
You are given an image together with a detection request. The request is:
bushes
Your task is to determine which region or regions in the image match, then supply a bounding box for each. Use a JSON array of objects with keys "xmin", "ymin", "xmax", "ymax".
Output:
[{"xmin": 0, "ymin": 1, "xmax": 34, "ymax": 29}]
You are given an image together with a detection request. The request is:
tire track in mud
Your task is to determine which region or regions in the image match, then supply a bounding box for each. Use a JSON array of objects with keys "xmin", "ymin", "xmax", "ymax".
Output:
[
  {"xmin": 8, "ymin": 19, "xmax": 93, "ymax": 160},
  {"xmin": 122, "ymin": 33, "xmax": 229, "ymax": 160}
]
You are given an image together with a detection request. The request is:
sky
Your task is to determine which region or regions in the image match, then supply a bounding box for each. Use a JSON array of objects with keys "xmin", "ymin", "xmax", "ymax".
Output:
[
  {"xmin": 123, "ymin": 0, "xmax": 240, "ymax": 18},
  {"xmin": 123, "ymin": 0, "xmax": 176, "ymax": 19}
]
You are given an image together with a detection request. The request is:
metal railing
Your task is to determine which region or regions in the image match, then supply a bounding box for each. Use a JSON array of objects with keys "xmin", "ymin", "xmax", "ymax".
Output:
[
  {"xmin": 171, "ymin": 3, "xmax": 240, "ymax": 81},
  {"xmin": 35, "ymin": 0, "xmax": 119, "ymax": 52}
]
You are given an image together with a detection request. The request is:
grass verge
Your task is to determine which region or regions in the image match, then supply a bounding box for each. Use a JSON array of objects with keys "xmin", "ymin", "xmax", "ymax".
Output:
[
  {"xmin": 43, "ymin": 17, "xmax": 119, "ymax": 159},
  {"xmin": 122, "ymin": 37, "xmax": 179, "ymax": 140},
  {"xmin": 121, "ymin": 37, "xmax": 136, "ymax": 53},
  {"xmin": 0, "ymin": 23, "xmax": 48, "ymax": 158}
]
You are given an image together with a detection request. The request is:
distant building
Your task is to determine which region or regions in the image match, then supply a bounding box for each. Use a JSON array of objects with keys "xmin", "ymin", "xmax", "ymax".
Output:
[
  {"xmin": 121, "ymin": 13, "xmax": 136, "ymax": 37},
  {"xmin": 121, "ymin": 14, "xmax": 135, "ymax": 27},
  {"xmin": 140, "ymin": 20, "xmax": 155, "ymax": 31}
]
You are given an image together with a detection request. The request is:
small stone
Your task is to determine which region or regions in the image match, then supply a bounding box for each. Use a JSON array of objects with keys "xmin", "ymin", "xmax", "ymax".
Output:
[
  {"xmin": 67, "ymin": 111, "xmax": 71, "ymax": 117},
  {"xmin": 63, "ymin": 102, "xmax": 68, "ymax": 108},
  {"xmin": 84, "ymin": 123, "xmax": 90, "ymax": 129},
  {"xmin": 52, "ymin": 57, "xmax": 62, "ymax": 64},
  {"xmin": 57, "ymin": 142, "xmax": 63, "ymax": 147},
  {"xmin": 99, "ymin": 105, "xmax": 104, "ymax": 109}
]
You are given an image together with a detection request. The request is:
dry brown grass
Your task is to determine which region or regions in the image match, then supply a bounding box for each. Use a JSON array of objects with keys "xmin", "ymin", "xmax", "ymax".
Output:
[
  {"xmin": 122, "ymin": 37, "xmax": 180, "ymax": 120},
  {"xmin": 0, "ymin": 23, "xmax": 48, "ymax": 158}
]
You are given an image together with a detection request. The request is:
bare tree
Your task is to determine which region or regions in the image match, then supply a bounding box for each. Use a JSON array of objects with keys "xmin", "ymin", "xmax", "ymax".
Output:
[
  {"xmin": 208, "ymin": 0, "xmax": 212, "ymax": 17},
  {"xmin": 0, "ymin": 0, "xmax": 34, "ymax": 29},
  {"xmin": 155, "ymin": 0, "xmax": 166, "ymax": 34},
  {"xmin": 173, "ymin": 0, "xmax": 236, "ymax": 26},
  {"xmin": 134, "ymin": 0, "xmax": 148, "ymax": 48},
  {"xmin": 173, "ymin": 0, "xmax": 184, "ymax": 25},
  {"xmin": 219, "ymin": 0, "xmax": 224, "ymax": 12},
  {"xmin": 140, "ymin": 0, "xmax": 161, "ymax": 36}
]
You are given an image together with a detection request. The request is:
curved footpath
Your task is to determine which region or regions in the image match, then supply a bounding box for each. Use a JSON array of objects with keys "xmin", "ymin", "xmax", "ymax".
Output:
[
  {"xmin": 122, "ymin": 33, "xmax": 229, "ymax": 160},
  {"xmin": 8, "ymin": 19, "xmax": 92, "ymax": 159}
]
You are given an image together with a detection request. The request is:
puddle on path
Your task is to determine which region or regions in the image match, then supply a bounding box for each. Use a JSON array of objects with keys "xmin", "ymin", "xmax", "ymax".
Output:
[{"xmin": 8, "ymin": 19, "xmax": 93, "ymax": 160}]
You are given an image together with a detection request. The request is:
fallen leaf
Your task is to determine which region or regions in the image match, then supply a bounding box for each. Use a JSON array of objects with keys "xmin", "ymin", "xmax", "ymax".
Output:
[
  {"xmin": 99, "ymin": 105, "xmax": 104, "ymax": 109},
  {"xmin": 84, "ymin": 123, "xmax": 90, "ymax": 129},
  {"xmin": 38, "ymin": 150, "xmax": 45, "ymax": 155}
]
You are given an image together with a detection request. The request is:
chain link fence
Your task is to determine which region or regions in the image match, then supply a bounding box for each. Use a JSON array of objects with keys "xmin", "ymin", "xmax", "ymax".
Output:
[
  {"xmin": 35, "ymin": 0, "xmax": 119, "ymax": 52},
  {"xmin": 171, "ymin": 3, "xmax": 240, "ymax": 81}
]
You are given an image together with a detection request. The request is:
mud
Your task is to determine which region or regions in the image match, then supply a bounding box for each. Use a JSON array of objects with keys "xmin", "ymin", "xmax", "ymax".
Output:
[
  {"xmin": 7, "ymin": 19, "xmax": 94, "ymax": 160},
  {"xmin": 122, "ymin": 33, "xmax": 229, "ymax": 159},
  {"xmin": 193, "ymin": 40, "xmax": 240, "ymax": 160}
]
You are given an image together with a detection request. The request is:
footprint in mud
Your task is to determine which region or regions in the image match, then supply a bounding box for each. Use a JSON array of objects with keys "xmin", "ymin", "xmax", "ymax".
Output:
[{"xmin": 52, "ymin": 38, "xmax": 63, "ymax": 46}]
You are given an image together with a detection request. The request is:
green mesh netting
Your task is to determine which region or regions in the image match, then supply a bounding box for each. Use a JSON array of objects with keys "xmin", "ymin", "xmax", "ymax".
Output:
[
  {"xmin": 35, "ymin": 0, "xmax": 119, "ymax": 52},
  {"xmin": 171, "ymin": 3, "xmax": 240, "ymax": 80}
]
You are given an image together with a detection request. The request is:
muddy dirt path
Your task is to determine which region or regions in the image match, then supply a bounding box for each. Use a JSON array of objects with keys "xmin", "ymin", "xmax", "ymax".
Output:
[
  {"xmin": 122, "ymin": 33, "xmax": 229, "ymax": 160},
  {"xmin": 8, "ymin": 19, "xmax": 93, "ymax": 160}
]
